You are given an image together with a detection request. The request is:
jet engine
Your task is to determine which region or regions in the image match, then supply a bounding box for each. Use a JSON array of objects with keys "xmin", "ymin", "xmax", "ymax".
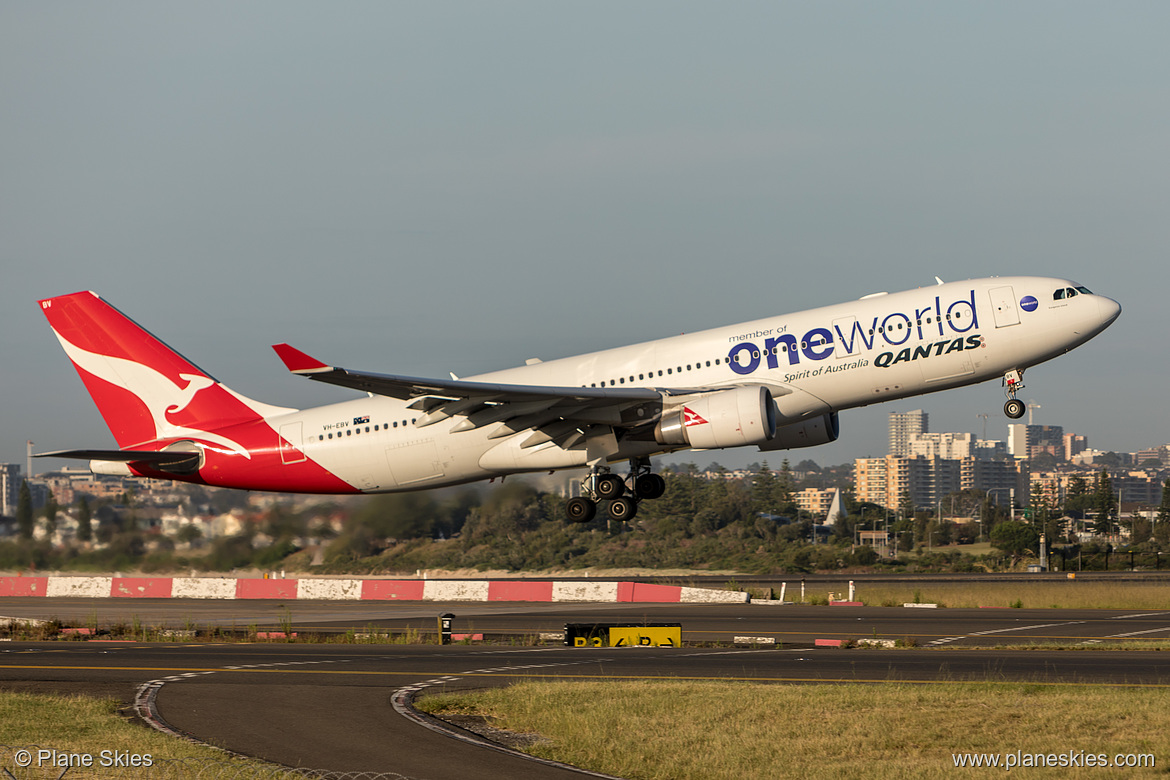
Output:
[
  {"xmin": 757, "ymin": 412, "xmax": 840, "ymax": 451},
  {"xmin": 654, "ymin": 385, "xmax": 777, "ymax": 449}
]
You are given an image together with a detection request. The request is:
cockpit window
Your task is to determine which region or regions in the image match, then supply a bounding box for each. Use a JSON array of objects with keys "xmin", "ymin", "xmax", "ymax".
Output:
[
  {"xmin": 1053, "ymin": 289, "xmax": 1065, "ymax": 300},
  {"xmin": 1066, "ymin": 287, "xmax": 1078, "ymax": 298},
  {"xmin": 1076, "ymin": 286, "xmax": 1092, "ymax": 295}
]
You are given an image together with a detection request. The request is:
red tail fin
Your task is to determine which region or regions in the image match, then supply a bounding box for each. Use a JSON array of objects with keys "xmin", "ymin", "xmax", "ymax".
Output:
[{"xmin": 40, "ymin": 292, "xmax": 290, "ymax": 450}]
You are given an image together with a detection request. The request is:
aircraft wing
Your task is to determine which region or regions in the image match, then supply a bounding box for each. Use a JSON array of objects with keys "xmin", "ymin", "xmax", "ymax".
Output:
[{"xmin": 272, "ymin": 343, "xmax": 709, "ymax": 446}]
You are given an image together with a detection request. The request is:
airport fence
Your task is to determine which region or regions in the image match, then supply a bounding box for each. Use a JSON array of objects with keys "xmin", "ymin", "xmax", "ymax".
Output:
[{"xmin": 0, "ymin": 745, "xmax": 416, "ymax": 780}]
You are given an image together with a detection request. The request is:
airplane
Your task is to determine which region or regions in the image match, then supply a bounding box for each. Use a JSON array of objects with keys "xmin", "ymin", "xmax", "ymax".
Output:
[{"xmin": 36, "ymin": 277, "xmax": 1120, "ymax": 522}]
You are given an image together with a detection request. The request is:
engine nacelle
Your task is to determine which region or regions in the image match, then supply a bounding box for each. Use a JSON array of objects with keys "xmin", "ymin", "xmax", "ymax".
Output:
[
  {"xmin": 654, "ymin": 385, "xmax": 777, "ymax": 449},
  {"xmin": 757, "ymin": 412, "xmax": 840, "ymax": 451}
]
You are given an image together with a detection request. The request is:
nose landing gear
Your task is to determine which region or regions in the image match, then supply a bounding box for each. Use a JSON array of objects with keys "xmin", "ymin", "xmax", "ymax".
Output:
[{"xmin": 1003, "ymin": 369, "xmax": 1026, "ymax": 419}]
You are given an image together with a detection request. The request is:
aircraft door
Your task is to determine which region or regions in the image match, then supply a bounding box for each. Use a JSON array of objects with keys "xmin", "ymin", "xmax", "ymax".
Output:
[
  {"xmin": 278, "ymin": 422, "xmax": 306, "ymax": 464},
  {"xmin": 831, "ymin": 316, "xmax": 864, "ymax": 358},
  {"xmin": 988, "ymin": 286, "xmax": 1020, "ymax": 328}
]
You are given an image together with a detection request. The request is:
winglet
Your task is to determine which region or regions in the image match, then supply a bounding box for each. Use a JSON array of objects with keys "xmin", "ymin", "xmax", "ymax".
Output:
[{"xmin": 272, "ymin": 343, "xmax": 333, "ymax": 374}]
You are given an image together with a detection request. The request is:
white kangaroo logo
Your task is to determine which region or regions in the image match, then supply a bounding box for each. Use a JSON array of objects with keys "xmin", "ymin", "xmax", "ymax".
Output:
[{"xmin": 52, "ymin": 332, "xmax": 252, "ymax": 459}]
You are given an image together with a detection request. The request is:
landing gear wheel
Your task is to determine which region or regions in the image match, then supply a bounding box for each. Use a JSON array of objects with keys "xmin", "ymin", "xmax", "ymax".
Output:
[
  {"xmin": 607, "ymin": 496, "xmax": 638, "ymax": 522},
  {"xmin": 595, "ymin": 473, "xmax": 626, "ymax": 500},
  {"xmin": 566, "ymin": 497, "xmax": 597, "ymax": 523},
  {"xmin": 1004, "ymin": 398, "xmax": 1026, "ymax": 419},
  {"xmin": 634, "ymin": 473, "xmax": 666, "ymax": 500}
]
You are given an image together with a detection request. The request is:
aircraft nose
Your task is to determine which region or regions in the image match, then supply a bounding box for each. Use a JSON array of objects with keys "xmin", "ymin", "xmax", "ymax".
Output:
[{"xmin": 1097, "ymin": 295, "xmax": 1122, "ymax": 328}]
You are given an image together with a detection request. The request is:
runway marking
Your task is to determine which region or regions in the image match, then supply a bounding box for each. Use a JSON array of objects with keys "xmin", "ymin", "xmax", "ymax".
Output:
[{"xmin": 927, "ymin": 621, "xmax": 1087, "ymax": 646}]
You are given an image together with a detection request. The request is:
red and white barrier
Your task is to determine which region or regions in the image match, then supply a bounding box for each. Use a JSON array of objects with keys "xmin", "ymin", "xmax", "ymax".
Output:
[{"xmin": 0, "ymin": 575, "xmax": 748, "ymax": 604}]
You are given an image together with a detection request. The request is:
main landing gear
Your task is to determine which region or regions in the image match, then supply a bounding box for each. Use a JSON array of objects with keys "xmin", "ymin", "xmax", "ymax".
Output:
[
  {"xmin": 565, "ymin": 457, "xmax": 667, "ymax": 523},
  {"xmin": 1002, "ymin": 369, "xmax": 1026, "ymax": 419}
]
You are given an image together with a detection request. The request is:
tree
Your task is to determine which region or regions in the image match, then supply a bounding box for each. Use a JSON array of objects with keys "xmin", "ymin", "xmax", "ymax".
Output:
[
  {"xmin": 43, "ymin": 491, "xmax": 59, "ymax": 537},
  {"xmin": 751, "ymin": 462, "xmax": 778, "ymax": 516},
  {"xmin": 77, "ymin": 497, "xmax": 92, "ymax": 542},
  {"xmin": 990, "ymin": 520, "xmax": 1039, "ymax": 557},
  {"xmin": 1064, "ymin": 474, "xmax": 1090, "ymax": 519},
  {"xmin": 776, "ymin": 460, "xmax": 796, "ymax": 515},
  {"xmin": 897, "ymin": 491, "xmax": 915, "ymax": 523},
  {"xmin": 1092, "ymin": 469, "xmax": 1117, "ymax": 536},
  {"xmin": 1155, "ymin": 479, "xmax": 1170, "ymax": 549},
  {"xmin": 16, "ymin": 481, "xmax": 33, "ymax": 540}
]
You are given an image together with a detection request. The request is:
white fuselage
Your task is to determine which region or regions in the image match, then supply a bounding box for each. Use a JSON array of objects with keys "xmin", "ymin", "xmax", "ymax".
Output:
[{"xmin": 265, "ymin": 276, "xmax": 1119, "ymax": 492}]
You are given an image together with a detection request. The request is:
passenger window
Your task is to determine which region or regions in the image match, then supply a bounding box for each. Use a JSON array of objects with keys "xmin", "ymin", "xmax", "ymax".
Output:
[{"xmin": 667, "ymin": 368, "xmax": 673, "ymax": 374}]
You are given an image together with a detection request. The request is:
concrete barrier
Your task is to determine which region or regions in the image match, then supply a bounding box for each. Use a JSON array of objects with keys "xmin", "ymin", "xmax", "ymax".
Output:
[
  {"xmin": 488, "ymin": 580, "xmax": 554, "ymax": 602},
  {"xmin": 680, "ymin": 586, "xmax": 750, "ymax": 604},
  {"xmin": 112, "ymin": 577, "xmax": 173, "ymax": 598},
  {"xmin": 46, "ymin": 577, "xmax": 112, "ymax": 598},
  {"xmin": 423, "ymin": 580, "xmax": 490, "ymax": 601},
  {"xmin": 361, "ymin": 580, "xmax": 425, "ymax": 600},
  {"xmin": 299, "ymin": 578, "xmax": 363, "ymax": 600},
  {"xmin": 0, "ymin": 577, "xmax": 48, "ymax": 597},
  {"xmin": 235, "ymin": 578, "xmax": 298, "ymax": 600},
  {"xmin": 0, "ymin": 575, "xmax": 750, "ymax": 605},
  {"xmin": 553, "ymin": 581, "xmax": 620, "ymax": 602},
  {"xmin": 171, "ymin": 578, "xmax": 237, "ymax": 599}
]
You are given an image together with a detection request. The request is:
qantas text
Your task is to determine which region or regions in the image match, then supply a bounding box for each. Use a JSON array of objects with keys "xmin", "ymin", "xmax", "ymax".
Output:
[{"xmin": 727, "ymin": 290, "xmax": 979, "ymax": 376}]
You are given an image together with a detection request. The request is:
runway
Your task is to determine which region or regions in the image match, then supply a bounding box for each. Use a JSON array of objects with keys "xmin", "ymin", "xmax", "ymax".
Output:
[
  {"xmin": 5, "ymin": 596, "xmax": 1170, "ymax": 647},
  {"xmin": 3, "ymin": 599, "xmax": 1170, "ymax": 778}
]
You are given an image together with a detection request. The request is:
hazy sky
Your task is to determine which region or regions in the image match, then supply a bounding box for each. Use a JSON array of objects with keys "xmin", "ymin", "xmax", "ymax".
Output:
[{"xmin": 3, "ymin": 3, "xmax": 1166, "ymax": 475}]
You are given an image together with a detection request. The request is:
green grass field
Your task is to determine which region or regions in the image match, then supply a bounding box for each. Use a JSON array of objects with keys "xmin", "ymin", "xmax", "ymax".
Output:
[
  {"xmin": 419, "ymin": 680, "xmax": 1168, "ymax": 779},
  {"xmin": 798, "ymin": 579, "xmax": 1170, "ymax": 610},
  {"xmin": 0, "ymin": 691, "xmax": 285, "ymax": 778}
]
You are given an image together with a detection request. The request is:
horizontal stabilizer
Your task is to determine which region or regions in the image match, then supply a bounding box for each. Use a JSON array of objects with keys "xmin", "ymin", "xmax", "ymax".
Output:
[{"xmin": 35, "ymin": 448, "xmax": 201, "ymax": 470}]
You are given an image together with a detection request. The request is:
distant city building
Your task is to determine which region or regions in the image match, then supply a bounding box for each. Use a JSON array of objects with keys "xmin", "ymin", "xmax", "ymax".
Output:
[
  {"xmin": 1064, "ymin": 434, "xmax": 1089, "ymax": 461},
  {"xmin": 1028, "ymin": 425, "xmax": 1065, "ymax": 459},
  {"xmin": 1008, "ymin": 424, "xmax": 1069, "ymax": 460},
  {"xmin": 854, "ymin": 455, "xmax": 958, "ymax": 511},
  {"xmin": 0, "ymin": 464, "xmax": 20, "ymax": 517},
  {"xmin": 795, "ymin": 487, "xmax": 837, "ymax": 517},
  {"xmin": 974, "ymin": 439, "xmax": 1008, "ymax": 460},
  {"xmin": 1007, "ymin": 424, "xmax": 1030, "ymax": 458},
  {"xmin": 889, "ymin": 410, "xmax": 928, "ymax": 456},
  {"xmin": 1135, "ymin": 446, "xmax": 1168, "ymax": 466},
  {"xmin": 856, "ymin": 454, "xmax": 1025, "ymax": 511},
  {"xmin": 966, "ymin": 459, "xmax": 1027, "ymax": 505},
  {"xmin": 907, "ymin": 432, "xmax": 975, "ymax": 460}
]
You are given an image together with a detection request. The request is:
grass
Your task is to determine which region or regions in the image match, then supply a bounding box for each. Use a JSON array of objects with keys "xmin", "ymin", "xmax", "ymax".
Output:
[
  {"xmin": 801, "ymin": 580, "xmax": 1170, "ymax": 610},
  {"xmin": 419, "ymin": 680, "xmax": 1169, "ymax": 779},
  {"xmin": 0, "ymin": 691, "xmax": 282, "ymax": 778}
]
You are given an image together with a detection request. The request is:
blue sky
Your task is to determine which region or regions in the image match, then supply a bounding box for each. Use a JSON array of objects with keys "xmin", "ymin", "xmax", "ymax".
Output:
[{"xmin": 2, "ymin": 2, "xmax": 1164, "ymax": 473}]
